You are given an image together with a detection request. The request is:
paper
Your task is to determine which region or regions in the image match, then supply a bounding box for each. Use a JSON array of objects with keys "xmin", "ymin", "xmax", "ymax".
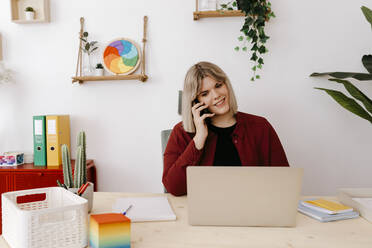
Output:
[
  {"xmin": 112, "ymin": 196, "xmax": 176, "ymax": 222},
  {"xmin": 352, "ymin": 198, "xmax": 372, "ymax": 209},
  {"xmin": 47, "ymin": 120, "xmax": 56, "ymax": 134}
]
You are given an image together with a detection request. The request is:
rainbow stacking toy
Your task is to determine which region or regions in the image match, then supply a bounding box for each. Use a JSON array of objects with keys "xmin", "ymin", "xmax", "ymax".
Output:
[{"xmin": 90, "ymin": 213, "xmax": 131, "ymax": 248}]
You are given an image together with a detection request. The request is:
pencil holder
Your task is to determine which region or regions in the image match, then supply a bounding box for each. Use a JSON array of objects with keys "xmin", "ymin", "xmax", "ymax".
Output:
[{"xmin": 68, "ymin": 182, "xmax": 94, "ymax": 212}]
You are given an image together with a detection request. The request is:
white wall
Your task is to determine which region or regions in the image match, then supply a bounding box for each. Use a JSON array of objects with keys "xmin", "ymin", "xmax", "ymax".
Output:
[{"xmin": 1, "ymin": 0, "xmax": 371, "ymax": 195}]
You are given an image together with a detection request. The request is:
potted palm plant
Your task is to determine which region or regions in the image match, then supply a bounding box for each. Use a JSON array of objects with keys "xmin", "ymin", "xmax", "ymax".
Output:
[{"xmin": 310, "ymin": 6, "xmax": 372, "ymax": 125}]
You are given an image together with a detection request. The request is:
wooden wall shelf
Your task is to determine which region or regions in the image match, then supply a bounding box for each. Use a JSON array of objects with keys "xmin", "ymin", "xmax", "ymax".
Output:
[
  {"xmin": 10, "ymin": 0, "xmax": 50, "ymax": 23},
  {"xmin": 193, "ymin": 10, "xmax": 244, "ymax": 20},
  {"xmin": 72, "ymin": 16, "xmax": 148, "ymax": 84},
  {"xmin": 72, "ymin": 74, "xmax": 148, "ymax": 84}
]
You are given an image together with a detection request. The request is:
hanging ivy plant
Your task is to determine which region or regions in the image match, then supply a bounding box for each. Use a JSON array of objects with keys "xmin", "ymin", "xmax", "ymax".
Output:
[{"xmin": 220, "ymin": 0, "xmax": 275, "ymax": 81}]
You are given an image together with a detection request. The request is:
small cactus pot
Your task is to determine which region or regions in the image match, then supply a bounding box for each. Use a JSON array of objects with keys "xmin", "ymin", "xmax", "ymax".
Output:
[
  {"xmin": 95, "ymin": 68, "xmax": 104, "ymax": 76},
  {"xmin": 25, "ymin": 11, "xmax": 35, "ymax": 20}
]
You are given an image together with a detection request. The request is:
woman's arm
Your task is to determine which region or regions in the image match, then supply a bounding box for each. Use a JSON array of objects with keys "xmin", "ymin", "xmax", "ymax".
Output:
[{"xmin": 162, "ymin": 124, "xmax": 204, "ymax": 196}]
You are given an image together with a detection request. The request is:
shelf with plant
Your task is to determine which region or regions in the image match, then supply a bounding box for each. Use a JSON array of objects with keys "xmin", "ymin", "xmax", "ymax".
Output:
[
  {"xmin": 72, "ymin": 16, "xmax": 148, "ymax": 84},
  {"xmin": 220, "ymin": 0, "xmax": 275, "ymax": 81},
  {"xmin": 10, "ymin": 0, "xmax": 50, "ymax": 23},
  {"xmin": 310, "ymin": 6, "xmax": 372, "ymax": 125}
]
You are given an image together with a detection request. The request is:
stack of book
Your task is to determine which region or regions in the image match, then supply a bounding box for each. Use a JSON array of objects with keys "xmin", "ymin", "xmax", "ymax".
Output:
[{"xmin": 298, "ymin": 198, "xmax": 359, "ymax": 222}]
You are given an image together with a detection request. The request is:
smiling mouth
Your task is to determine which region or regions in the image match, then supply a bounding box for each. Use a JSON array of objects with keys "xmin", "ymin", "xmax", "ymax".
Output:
[{"xmin": 214, "ymin": 97, "xmax": 225, "ymax": 107}]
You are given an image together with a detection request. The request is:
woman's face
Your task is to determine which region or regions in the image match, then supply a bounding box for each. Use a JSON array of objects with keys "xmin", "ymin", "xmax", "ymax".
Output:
[{"xmin": 196, "ymin": 76, "xmax": 230, "ymax": 116}]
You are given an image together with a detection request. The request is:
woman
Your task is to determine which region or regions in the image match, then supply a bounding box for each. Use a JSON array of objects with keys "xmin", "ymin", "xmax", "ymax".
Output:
[{"xmin": 162, "ymin": 62, "xmax": 289, "ymax": 196}]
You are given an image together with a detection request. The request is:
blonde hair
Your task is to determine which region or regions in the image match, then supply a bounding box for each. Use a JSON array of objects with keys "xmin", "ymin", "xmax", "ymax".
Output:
[{"xmin": 182, "ymin": 61, "xmax": 238, "ymax": 133}]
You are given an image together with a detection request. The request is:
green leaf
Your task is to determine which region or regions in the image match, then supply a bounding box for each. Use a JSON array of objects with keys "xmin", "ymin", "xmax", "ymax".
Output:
[
  {"xmin": 250, "ymin": 52, "xmax": 258, "ymax": 61},
  {"xmin": 251, "ymin": 77, "xmax": 255, "ymax": 81},
  {"xmin": 361, "ymin": 6, "xmax": 372, "ymax": 28},
  {"xmin": 257, "ymin": 64, "xmax": 262, "ymax": 69},
  {"xmin": 79, "ymin": 38, "xmax": 87, "ymax": 42},
  {"xmin": 258, "ymin": 58, "xmax": 264, "ymax": 64},
  {"xmin": 234, "ymin": 46, "xmax": 240, "ymax": 51},
  {"xmin": 310, "ymin": 72, "xmax": 372, "ymax": 81},
  {"xmin": 362, "ymin": 55, "xmax": 372, "ymax": 73},
  {"xmin": 85, "ymin": 43, "xmax": 90, "ymax": 51},
  {"xmin": 251, "ymin": 44, "xmax": 259, "ymax": 51},
  {"xmin": 228, "ymin": 7, "xmax": 233, "ymax": 10},
  {"xmin": 242, "ymin": 46, "xmax": 247, "ymax": 51},
  {"xmin": 220, "ymin": 4, "xmax": 227, "ymax": 8},
  {"xmin": 328, "ymin": 78, "xmax": 372, "ymax": 114},
  {"xmin": 238, "ymin": 36, "xmax": 244, "ymax": 41},
  {"xmin": 271, "ymin": 12, "xmax": 276, "ymax": 18},
  {"xmin": 232, "ymin": 2, "xmax": 237, "ymax": 7},
  {"xmin": 256, "ymin": 75, "xmax": 260, "ymax": 79},
  {"xmin": 268, "ymin": 2, "xmax": 271, "ymax": 6},
  {"xmin": 258, "ymin": 45, "xmax": 266, "ymax": 53},
  {"xmin": 315, "ymin": 87, "xmax": 372, "ymax": 124},
  {"xmin": 252, "ymin": 66, "xmax": 257, "ymax": 71},
  {"xmin": 83, "ymin": 32, "xmax": 88, "ymax": 37}
]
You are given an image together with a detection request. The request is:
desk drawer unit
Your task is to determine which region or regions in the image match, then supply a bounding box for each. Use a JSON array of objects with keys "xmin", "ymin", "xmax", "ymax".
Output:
[{"xmin": 14, "ymin": 172, "xmax": 63, "ymax": 191}]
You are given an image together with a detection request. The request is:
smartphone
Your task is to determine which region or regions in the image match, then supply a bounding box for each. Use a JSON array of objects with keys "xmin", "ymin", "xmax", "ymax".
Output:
[{"xmin": 193, "ymin": 99, "xmax": 211, "ymax": 117}]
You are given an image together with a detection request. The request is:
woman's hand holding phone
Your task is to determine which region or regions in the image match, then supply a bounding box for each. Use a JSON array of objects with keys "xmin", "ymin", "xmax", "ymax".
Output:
[{"xmin": 191, "ymin": 102, "xmax": 215, "ymax": 150}]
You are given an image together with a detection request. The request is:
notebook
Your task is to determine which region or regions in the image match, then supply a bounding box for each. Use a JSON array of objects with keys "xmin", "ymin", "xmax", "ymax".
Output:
[
  {"xmin": 187, "ymin": 166, "xmax": 303, "ymax": 227},
  {"xmin": 112, "ymin": 196, "xmax": 176, "ymax": 222},
  {"xmin": 298, "ymin": 201, "xmax": 359, "ymax": 222},
  {"xmin": 302, "ymin": 198, "xmax": 353, "ymax": 214}
]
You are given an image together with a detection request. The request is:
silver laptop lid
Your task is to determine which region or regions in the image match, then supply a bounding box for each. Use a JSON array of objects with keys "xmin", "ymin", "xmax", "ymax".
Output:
[{"xmin": 187, "ymin": 166, "xmax": 303, "ymax": 227}]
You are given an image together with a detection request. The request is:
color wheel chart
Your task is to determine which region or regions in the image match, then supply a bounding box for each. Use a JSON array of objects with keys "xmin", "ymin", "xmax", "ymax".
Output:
[{"xmin": 103, "ymin": 39, "xmax": 141, "ymax": 75}]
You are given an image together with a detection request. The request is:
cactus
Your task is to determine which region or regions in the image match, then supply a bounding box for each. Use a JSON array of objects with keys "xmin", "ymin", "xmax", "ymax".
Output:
[
  {"xmin": 74, "ymin": 131, "xmax": 87, "ymax": 188},
  {"xmin": 62, "ymin": 144, "xmax": 72, "ymax": 188},
  {"xmin": 59, "ymin": 131, "xmax": 87, "ymax": 188}
]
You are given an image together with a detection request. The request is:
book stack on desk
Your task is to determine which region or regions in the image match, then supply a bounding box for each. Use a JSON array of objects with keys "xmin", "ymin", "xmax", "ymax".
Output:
[{"xmin": 298, "ymin": 198, "xmax": 359, "ymax": 222}]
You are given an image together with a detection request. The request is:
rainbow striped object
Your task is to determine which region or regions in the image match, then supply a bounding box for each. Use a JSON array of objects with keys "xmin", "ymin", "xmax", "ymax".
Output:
[{"xmin": 90, "ymin": 213, "xmax": 131, "ymax": 248}]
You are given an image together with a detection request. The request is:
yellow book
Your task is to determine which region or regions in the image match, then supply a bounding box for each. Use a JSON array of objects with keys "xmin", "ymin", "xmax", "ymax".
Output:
[
  {"xmin": 303, "ymin": 199, "xmax": 353, "ymax": 214},
  {"xmin": 46, "ymin": 115, "xmax": 71, "ymax": 166}
]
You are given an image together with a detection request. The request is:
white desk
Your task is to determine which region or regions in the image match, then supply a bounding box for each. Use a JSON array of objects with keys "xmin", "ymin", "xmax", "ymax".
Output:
[{"xmin": 1, "ymin": 192, "xmax": 372, "ymax": 248}]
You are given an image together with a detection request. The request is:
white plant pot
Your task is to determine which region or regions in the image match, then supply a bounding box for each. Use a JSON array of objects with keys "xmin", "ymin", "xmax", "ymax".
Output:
[
  {"xmin": 25, "ymin": 11, "xmax": 35, "ymax": 20},
  {"xmin": 95, "ymin": 68, "xmax": 104, "ymax": 76},
  {"xmin": 68, "ymin": 182, "xmax": 94, "ymax": 213},
  {"xmin": 200, "ymin": 0, "xmax": 217, "ymax": 10}
]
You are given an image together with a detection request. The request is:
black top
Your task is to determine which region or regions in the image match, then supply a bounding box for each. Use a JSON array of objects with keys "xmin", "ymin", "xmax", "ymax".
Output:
[{"xmin": 208, "ymin": 123, "xmax": 242, "ymax": 166}]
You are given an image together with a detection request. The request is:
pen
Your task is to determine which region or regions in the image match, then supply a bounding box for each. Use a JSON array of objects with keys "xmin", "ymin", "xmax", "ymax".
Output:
[
  {"xmin": 77, "ymin": 183, "xmax": 87, "ymax": 195},
  {"xmin": 123, "ymin": 204, "xmax": 133, "ymax": 216},
  {"xmin": 78, "ymin": 182, "xmax": 90, "ymax": 196}
]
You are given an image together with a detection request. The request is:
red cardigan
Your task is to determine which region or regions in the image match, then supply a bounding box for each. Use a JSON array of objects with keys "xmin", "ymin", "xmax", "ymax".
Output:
[{"xmin": 162, "ymin": 112, "xmax": 289, "ymax": 196}]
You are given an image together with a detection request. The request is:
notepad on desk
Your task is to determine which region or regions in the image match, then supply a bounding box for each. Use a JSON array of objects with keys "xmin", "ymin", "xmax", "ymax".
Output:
[
  {"xmin": 302, "ymin": 198, "xmax": 353, "ymax": 214},
  {"xmin": 298, "ymin": 201, "xmax": 359, "ymax": 222},
  {"xmin": 112, "ymin": 196, "xmax": 176, "ymax": 222}
]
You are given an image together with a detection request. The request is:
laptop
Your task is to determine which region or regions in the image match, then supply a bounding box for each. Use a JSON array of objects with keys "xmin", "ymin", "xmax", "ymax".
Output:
[{"xmin": 186, "ymin": 166, "xmax": 303, "ymax": 227}]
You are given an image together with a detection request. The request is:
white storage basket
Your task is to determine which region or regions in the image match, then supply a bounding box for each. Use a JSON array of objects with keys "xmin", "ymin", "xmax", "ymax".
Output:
[{"xmin": 2, "ymin": 187, "xmax": 88, "ymax": 248}]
